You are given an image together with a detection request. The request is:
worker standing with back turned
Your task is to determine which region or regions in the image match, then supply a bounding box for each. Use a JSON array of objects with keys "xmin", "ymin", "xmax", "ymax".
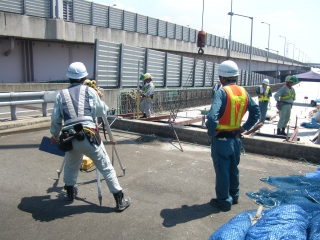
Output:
[
  {"xmin": 50, "ymin": 62, "xmax": 131, "ymax": 211},
  {"xmin": 256, "ymin": 79, "xmax": 272, "ymax": 124},
  {"xmin": 206, "ymin": 60, "xmax": 260, "ymax": 212},
  {"xmin": 274, "ymin": 75, "xmax": 298, "ymax": 135}
]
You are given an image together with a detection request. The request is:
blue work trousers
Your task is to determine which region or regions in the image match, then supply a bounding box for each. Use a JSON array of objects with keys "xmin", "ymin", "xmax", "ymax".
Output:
[
  {"xmin": 211, "ymin": 137, "xmax": 241, "ymax": 209},
  {"xmin": 258, "ymin": 101, "xmax": 269, "ymax": 123},
  {"xmin": 64, "ymin": 137, "xmax": 122, "ymax": 193}
]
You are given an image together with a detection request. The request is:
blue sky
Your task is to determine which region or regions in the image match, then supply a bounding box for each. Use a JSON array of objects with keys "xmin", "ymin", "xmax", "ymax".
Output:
[{"xmin": 92, "ymin": 0, "xmax": 320, "ymax": 63}]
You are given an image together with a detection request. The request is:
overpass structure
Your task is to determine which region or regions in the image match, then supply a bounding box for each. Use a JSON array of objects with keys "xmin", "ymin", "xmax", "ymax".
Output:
[{"xmin": 0, "ymin": 0, "xmax": 310, "ymax": 88}]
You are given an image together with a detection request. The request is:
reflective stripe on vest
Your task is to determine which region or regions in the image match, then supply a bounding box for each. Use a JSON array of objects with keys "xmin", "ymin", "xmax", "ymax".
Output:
[
  {"xmin": 258, "ymin": 85, "xmax": 270, "ymax": 101},
  {"xmin": 280, "ymin": 88, "xmax": 295, "ymax": 100},
  {"xmin": 61, "ymin": 85, "xmax": 94, "ymax": 126},
  {"xmin": 143, "ymin": 82, "xmax": 155, "ymax": 93},
  {"xmin": 216, "ymin": 85, "xmax": 248, "ymax": 131}
]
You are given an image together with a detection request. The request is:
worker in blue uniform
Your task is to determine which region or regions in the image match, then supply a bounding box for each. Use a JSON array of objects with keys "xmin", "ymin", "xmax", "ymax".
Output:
[
  {"xmin": 206, "ymin": 60, "xmax": 260, "ymax": 212},
  {"xmin": 50, "ymin": 62, "xmax": 130, "ymax": 211}
]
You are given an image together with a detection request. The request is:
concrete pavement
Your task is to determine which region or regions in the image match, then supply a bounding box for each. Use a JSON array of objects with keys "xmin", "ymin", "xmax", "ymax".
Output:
[{"xmin": 0, "ymin": 128, "xmax": 318, "ymax": 240}]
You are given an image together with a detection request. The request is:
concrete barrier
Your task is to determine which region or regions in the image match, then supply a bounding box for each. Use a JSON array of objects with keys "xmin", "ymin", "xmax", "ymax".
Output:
[{"xmin": 110, "ymin": 118, "xmax": 320, "ymax": 164}]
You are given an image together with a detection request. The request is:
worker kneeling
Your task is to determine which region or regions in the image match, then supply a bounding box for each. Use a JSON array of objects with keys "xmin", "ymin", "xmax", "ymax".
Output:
[{"xmin": 50, "ymin": 62, "xmax": 130, "ymax": 211}]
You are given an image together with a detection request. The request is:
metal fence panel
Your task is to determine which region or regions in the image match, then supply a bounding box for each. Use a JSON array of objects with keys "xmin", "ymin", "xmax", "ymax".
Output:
[
  {"xmin": 92, "ymin": 3, "xmax": 108, "ymax": 27},
  {"xmin": 204, "ymin": 61, "xmax": 214, "ymax": 87},
  {"xmin": 213, "ymin": 63, "xmax": 220, "ymax": 84},
  {"xmin": 146, "ymin": 49, "xmax": 165, "ymax": 87},
  {"xmin": 123, "ymin": 10, "xmax": 136, "ymax": 32},
  {"xmin": 211, "ymin": 35, "xmax": 216, "ymax": 47},
  {"xmin": 206, "ymin": 34, "xmax": 212, "ymax": 46},
  {"xmin": 166, "ymin": 53, "xmax": 181, "ymax": 87},
  {"xmin": 148, "ymin": 17, "xmax": 158, "ymax": 36},
  {"xmin": 26, "ymin": 0, "xmax": 51, "ymax": 18},
  {"xmin": 63, "ymin": 0, "xmax": 72, "ymax": 21},
  {"xmin": 181, "ymin": 57, "xmax": 194, "ymax": 87},
  {"xmin": 167, "ymin": 22, "xmax": 175, "ymax": 39},
  {"xmin": 194, "ymin": 60, "xmax": 205, "ymax": 87},
  {"xmin": 137, "ymin": 14, "xmax": 147, "ymax": 34},
  {"xmin": 95, "ymin": 40, "xmax": 120, "ymax": 88},
  {"xmin": 73, "ymin": 0, "xmax": 91, "ymax": 25},
  {"xmin": 0, "ymin": 0, "xmax": 23, "ymax": 14},
  {"xmin": 182, "ymin": 27, "xmax": 189, "ymax": 41},
  {"xmin": 109, "ymin": 7, "xmax": 123, "ymax": 30},
  {"xmin": 190, "ymin": 29, "xmax": 196, "ymax": 43},
  {"xmin": 121, "ymin": 45, "xmax": 145, "ymax": 88},
  {"xmin": 175, "ymin": 25, "xmax": 182, "ymax": 40},
  {"xmin": 158, "ymin": 20, "xmax": 166, "ymax": 38}
]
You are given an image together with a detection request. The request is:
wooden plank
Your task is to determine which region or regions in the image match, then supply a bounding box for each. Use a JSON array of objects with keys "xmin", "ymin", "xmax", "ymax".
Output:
[
  {"xmin": 139, "ymin": 115, "xmax": 173, "ymax": 121},
  {"xmin": 288, "ymin": 126, "xmax": 299, "ymax": 141},
  {"xmin": 171, "ymin": 117, "xmax": 203, "ymax": 126}
]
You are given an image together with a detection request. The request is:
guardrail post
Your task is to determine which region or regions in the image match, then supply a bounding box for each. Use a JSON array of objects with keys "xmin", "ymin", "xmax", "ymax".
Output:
[
  {"xmin": 10, "ymin": 106, "xmax": 17, "ymax": 120},
  {"xmin": 42, "ymin": 103, "xmax": 48, "ymax": 117}
]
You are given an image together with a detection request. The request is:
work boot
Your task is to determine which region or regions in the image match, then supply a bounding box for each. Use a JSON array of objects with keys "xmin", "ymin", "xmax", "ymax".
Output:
[
  {"xmin": 277, "ymin": 128, "xmax": 281, "ymax": 135},
  {"xmin": 64, "ymin": 185, "xmax": 78, "ymax": 201},
  {"xmin": 281, "ymin": 127, "xmax": 286, "ymax": 135},
  {"xmin": 141, "ymin": 113, "xmax": 147, "ymax": 118},
  {"xmin": 113, "ymin": 191, "xmax": 131, "ymax": 211}
]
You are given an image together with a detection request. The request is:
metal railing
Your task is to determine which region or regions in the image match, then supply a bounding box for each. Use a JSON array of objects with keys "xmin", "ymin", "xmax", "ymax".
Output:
[{"xmin": 0, "ymin": 90, "xmax": 59, "ymax": 120}]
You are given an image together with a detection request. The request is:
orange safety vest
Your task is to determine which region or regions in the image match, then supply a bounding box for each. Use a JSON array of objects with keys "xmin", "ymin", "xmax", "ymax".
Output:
[{"xmin": 216, "ymin": 85, "xmax": 248, "ymax": 131}]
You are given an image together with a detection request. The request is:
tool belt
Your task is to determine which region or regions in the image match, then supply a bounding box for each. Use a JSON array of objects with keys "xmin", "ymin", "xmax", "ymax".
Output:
[
  {"xmin": 216, "ymin": 130, "xmax": 241, "ymax": 138},
  {"xmin": 276, "ymin": 101, "xmax": 292, "ymax": 111},
  {"xmin": 58, "ymin": 130, "xmax": 75, "ymax": 152},
  {"xmin": 83, "ymin": 127, "xmax": 101, "ymax": 146},
  {"xmin": 58, "ymin": 125, "xmax": 101, "ymax": 152}
]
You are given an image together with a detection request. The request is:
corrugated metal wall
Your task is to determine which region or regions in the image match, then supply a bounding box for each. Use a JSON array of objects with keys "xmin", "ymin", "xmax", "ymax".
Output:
[{"xmin": 0, "ymin": 0, "xmax": 295, "ymax": 63}]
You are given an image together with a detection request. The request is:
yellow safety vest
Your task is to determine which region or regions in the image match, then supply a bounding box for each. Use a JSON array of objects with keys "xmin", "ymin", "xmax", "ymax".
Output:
[
  {"xmin": 258, "ymin": 85, "xmax": 270, "ymax": 101},
  {"xmin": 280, "ymin": 88, "xmax": 295, "ymax": 100},
  {"xmin": 216, "ymin": 85, "xmax": 248, "ymax": 131}
]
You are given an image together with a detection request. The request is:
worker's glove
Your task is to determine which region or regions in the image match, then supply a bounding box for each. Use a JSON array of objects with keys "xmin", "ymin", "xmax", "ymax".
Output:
[{"xmin": 141, "ymin": 93, "xmax": 146, "ymax": 97}]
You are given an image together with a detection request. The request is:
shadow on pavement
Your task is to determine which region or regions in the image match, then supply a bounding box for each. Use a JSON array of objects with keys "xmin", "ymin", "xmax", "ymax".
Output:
[
  {"xmin": 160, "ymin": 202, "xmax": 219, "ymax": 227},
  {"xmin": 18, "ymin": 178, "xmax": 115, "ymax": 222}
]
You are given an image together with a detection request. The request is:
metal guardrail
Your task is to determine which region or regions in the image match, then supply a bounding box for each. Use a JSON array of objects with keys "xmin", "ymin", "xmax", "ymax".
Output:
[{"xmin": 0, "ymin": 90, "xmax": 59, "ymax": 120}]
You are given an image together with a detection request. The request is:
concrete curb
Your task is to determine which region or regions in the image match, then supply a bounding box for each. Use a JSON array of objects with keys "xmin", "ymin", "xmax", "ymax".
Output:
[
  {"xmin": 1, "ymin": 116, "xmax": 319, "ymax": 164},
  {"xmin": 111, "ymin": 118, "xmax": 320, "ymax": 164}
]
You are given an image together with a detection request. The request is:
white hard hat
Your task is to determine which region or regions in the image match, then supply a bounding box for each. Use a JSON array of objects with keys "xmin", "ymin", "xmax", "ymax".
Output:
[
  {"xmin": 218, "ymin": 60, "xmax": 239, "ymax": 77},
  {"xmin": 144, "ymin": 73, "xmax": 152, "ymax": 80},
  {"xmin": 66, "ymin": 62, "xmax": 88, "ymax": 79},
  {"xmin": 262, "ymin": 79, "xmax": 269, "ymax": 85}
]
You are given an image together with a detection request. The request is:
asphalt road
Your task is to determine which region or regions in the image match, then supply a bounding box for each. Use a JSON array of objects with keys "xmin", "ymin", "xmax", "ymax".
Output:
[{"xmin": 0, "ymin": 129, "xmax": 317, "ymax": 240}]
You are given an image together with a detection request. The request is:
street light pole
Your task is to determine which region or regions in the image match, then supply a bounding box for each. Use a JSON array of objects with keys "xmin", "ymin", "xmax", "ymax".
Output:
[
  {"xmin": 227, "ymin": 0, "xmax": 233, "ymax": 58},
  {"xmin": 279, "ymin": 35, "xmax": 286, "ymax": 64},
  {"xmin": 261, "ymin": 22, "xmax": 270, "ymax": 62},
  {"xmin": 228, "ymin": 12, "xmax": 253, "ymax": 85},
  {"xmin": 288, "ymin": 42, "xmax": 295, "ymax": 65},
  {"xmin": 295, "ymin": 48, "xmax": 300, "ymax": 62},
  {"xmin": 266, "ymin": 48, "xmax": 279, "ymax": 81}
]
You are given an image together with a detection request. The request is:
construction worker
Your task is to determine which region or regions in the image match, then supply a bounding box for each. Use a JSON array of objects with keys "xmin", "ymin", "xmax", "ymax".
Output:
[
  {"xmin": 274, "ymin": 75, "xmax": 298, "ymax": 135},
  {"xmin": 50, "ymin": 62, "xmax": 131, "ymax": 211},
  {"xmin": 256, "ymin": 79, "xmax": 272, "ymax": 124},
  {"xmin": 211, "ymin": 80, "xmax": 222, "ymax": 99},
  {"xmin": 139, "ymin": 73, "xmax": 155, "ymax": 118},
  {"xmin": 206, "ymin": 60, "xmax": 260, "ymax": 212}
]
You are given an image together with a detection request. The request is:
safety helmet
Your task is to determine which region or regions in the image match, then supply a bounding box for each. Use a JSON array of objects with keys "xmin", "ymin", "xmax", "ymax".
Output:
[
  {"xmin": 262, "ymin": 79, "xmax": 269, "ymax": 85},
  {"xmin": 218, "ymin": 60, "xmax": 239, "ymax": 77},
  {"xmin": 66, "ymin": 62, "xmax": 88, "ymax": 79},
  {"xmin": 144, "ymin": 73, "xmax": 152, "ymax": 80},
  {"xmin": 285, "ymin": 75, "xmax": 299, "ymax": 83}
]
